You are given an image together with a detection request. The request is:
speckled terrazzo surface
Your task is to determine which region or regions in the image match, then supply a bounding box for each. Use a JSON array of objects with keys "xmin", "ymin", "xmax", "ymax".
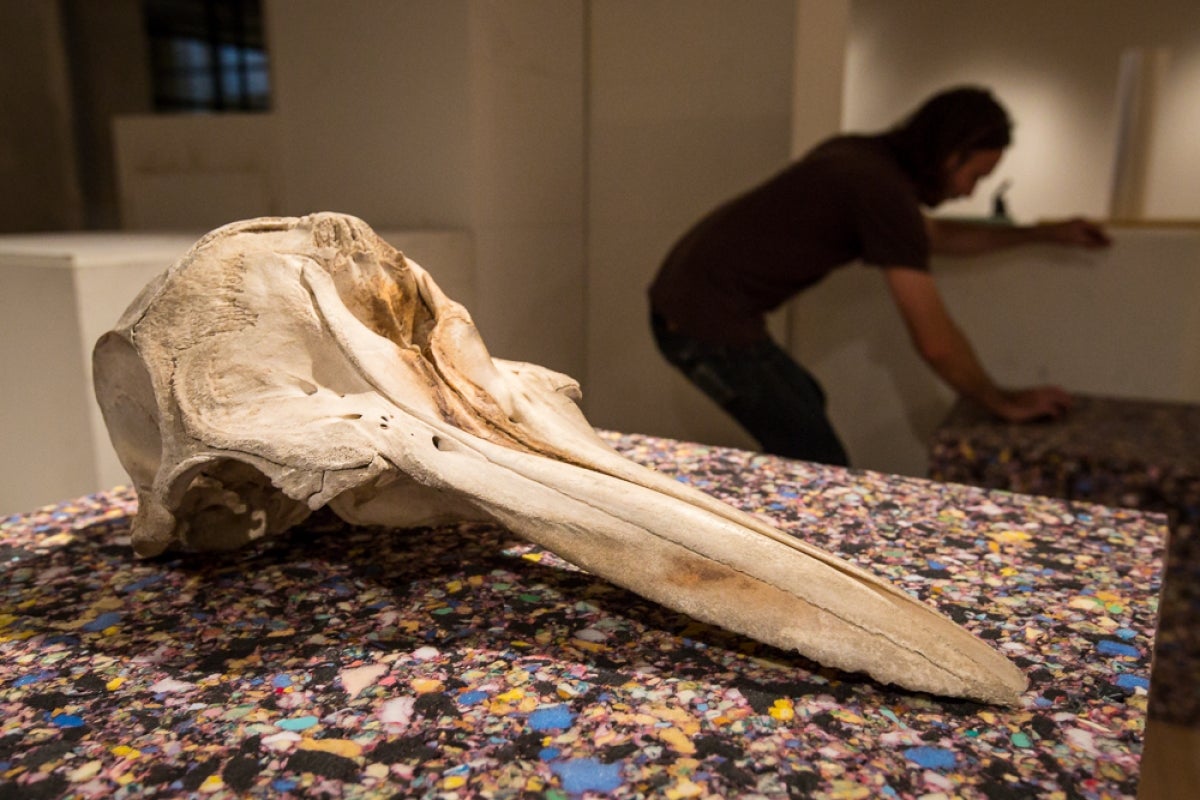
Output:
[
  {"xmin": 929, "ymin": 394, "xmax": 1200, "ymax": 520},
  {"xmin": 0, "ymin": 432, "xmax": 1164, "ymax": 799},
  {"xmin": 930, "ymin": 394, "xmax": 1199, "ymax": 727}
]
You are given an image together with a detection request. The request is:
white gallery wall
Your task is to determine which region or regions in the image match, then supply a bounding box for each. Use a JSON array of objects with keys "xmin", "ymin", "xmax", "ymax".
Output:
[
  {"xmin": 465, "ymin": 3, "xmax": 587, "ymax": 378},
  {"xmin": 788, "ymin": 0, "xmax": 1200, "ymax": 477},
  {"xmin": 269, "ymin": 0, "xmax": 574, "ymax": 378},
  {"xmin": 268, "ymin": 0, "xmax": 589, "ymax": 379},
  {"xmin": 584, "ymin": 0, "xmax": 797, "ymax": 450},
  {"xmin": 269, "ymin": 2, "xmax": 474, "ymax": 230},
  {"xmin": 843, "ymin": 0, "xmax": 1200, "ymax": 222}
]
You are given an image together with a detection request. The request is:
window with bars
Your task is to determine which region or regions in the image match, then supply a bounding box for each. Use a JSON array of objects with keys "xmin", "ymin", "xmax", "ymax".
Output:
[{"xmin": 144, "ymin": 0, "xmax": 270, "ymax": 112}]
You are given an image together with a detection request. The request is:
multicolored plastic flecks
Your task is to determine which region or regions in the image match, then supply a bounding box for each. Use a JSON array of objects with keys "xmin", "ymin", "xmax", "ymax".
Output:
[{"xmin": 0, "ymin": 431, "xmax": 1164, "ymax": 798}]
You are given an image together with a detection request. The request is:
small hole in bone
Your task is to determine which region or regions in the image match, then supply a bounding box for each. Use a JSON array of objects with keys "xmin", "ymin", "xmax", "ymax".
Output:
[
  {"xmin": 342, "ymin": 413, "xmax": 362, "ymax": 420},
  {"xmin": 432, "ymin": 435, "xmax": 443, "ymax": 450}
]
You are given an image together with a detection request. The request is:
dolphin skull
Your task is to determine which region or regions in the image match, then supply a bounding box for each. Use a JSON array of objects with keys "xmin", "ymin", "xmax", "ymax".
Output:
[{"xmin": 93, "ymin": 212, "xmax": 1027, "ymax": 705}]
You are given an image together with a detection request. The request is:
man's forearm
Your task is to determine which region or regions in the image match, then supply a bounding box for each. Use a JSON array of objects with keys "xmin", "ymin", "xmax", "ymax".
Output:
[
  {"xmin": 918, "ymin": 319, "xmax": 1006, "ymax": 412},
  {"xmin": 884, "ymin": 263, "xmax": 1075, "ymax": 424},
  {"xmin": 927, "ymin": 216, "xmax": 1111, "ymax": 256},
  {"xmin": 926, "ymin": 218, "xmax": 1050, "ymax": 256}
]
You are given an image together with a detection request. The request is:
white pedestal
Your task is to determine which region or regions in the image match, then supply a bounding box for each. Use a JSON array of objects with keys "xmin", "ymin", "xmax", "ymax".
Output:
[{"xmin": 0, "ymin": 233, "xmax": 199, "ymax": 515}]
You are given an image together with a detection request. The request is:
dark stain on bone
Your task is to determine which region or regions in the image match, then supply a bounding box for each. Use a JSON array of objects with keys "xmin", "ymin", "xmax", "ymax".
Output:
[{"xmin": 667, "ymin": 554, "xmax": 734, "ymax": 589}]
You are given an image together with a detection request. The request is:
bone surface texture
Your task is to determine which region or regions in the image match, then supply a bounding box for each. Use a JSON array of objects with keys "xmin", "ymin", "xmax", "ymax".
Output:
[{"xmin": 93, "ymin": 213, "xmax": 1028, "ymax": 705}]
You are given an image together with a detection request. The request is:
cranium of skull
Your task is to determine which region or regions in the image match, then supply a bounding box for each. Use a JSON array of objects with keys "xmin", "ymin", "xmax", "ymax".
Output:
[{"xmin": 93, "ymin": 213, "xmax": 1026, "ymax": 704}]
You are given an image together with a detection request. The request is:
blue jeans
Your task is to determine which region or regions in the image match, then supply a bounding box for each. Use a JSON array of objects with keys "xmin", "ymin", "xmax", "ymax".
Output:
[{"xmin": 651, "ymin": 313, "xmax": 849, "ymax": 466}]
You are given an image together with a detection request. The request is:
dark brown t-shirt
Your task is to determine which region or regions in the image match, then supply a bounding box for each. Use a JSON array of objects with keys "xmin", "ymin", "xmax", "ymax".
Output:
[{"xmin": 648, "ymin": 135, "xmax": 930, "ymax": 344}]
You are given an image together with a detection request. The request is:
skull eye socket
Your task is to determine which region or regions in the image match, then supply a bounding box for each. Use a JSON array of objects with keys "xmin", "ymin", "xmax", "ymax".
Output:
[{"xmin": 172, "ymin": 459, "xmax": 310, "ymax": 552}]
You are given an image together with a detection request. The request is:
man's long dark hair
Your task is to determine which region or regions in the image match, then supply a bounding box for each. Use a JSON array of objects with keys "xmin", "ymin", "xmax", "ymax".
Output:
[{"xmin": 883, "ymin": 86, "xmax": 1012, "ymax": 205}]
